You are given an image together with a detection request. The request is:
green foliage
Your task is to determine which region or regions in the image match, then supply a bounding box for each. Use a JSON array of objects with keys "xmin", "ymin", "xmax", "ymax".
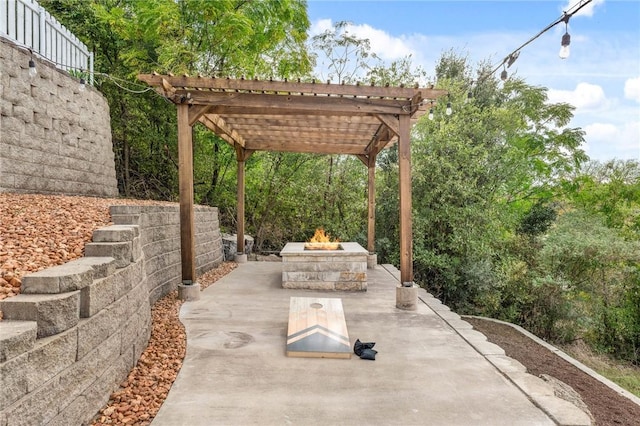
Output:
[
  {"xmin": 565, "ymin": 160, "xmax": 640, "ymax": 238},
  {"xmin": 399, "ymin": 52, "xmax": 586, "ymax": 312},
  {"xmin": 42, "ymin": 0, "xmax": 313, "ymax": 201},
  {"xmin": 517, "ymin": 203, "xmax": 557, "ymax": 237},
  {"xmin": 93, "ymin": 0, "xmax": 312, "ymax": 78}
]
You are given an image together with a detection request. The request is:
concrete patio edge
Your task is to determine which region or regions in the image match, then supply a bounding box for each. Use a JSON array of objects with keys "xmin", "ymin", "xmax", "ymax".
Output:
[{"xmin": 380, "ymin": 264, "xmax": 592, "ymax": 426}]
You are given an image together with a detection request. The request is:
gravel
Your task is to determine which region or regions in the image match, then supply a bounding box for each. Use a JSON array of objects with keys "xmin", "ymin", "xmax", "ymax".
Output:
[
  {"xmin": 0, "ymin": 193, "xmax": 170, "ymax": 317},
  {"xmin": 0, "ymin": 192, "xmax": 238, "ymax": 424}
]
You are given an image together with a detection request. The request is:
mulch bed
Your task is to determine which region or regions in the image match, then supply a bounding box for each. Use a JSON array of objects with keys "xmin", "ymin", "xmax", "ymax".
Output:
[
  {"xmin": 466, "ymin": 317, "xmax": 640, "ymax": 426},
  {"xmin": 90, "ymin": 262, "xmax": 237, "ymax": 425}
]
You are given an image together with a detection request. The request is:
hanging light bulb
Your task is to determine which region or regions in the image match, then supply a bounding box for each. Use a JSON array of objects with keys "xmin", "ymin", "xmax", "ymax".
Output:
[
  {"xmin": 559, "ymin": 31, "xmax": 571, "ymax": 59},
  {"xmin": 559, "ymin": 13, "xmax": 571, "ymax": 60},
  {"xmin": 79, "ymin": 77, "xmax": 86, "ymax": 92},
  {"xmin": 466, "ymin": 91, "xmax": 473, "ymax": 103},
  {"xmin": 28, "ymin": 59, "xmax": 37, "ymax": 78},
  {"xmin": 445, "ymin": 102, "xmax": 452, "ymax": 116},
  {"xmin": 428, "ymin": 108, "xmax": 434, "ymax": 120},
  {"xmin": 500, "ymin": 67, "xmax": 508, "ymax": 81}
]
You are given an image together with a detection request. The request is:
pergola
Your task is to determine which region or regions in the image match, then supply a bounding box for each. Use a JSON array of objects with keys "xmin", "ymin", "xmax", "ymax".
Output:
[{"xmin": 138, "ymin": 73, "xmax": 447, "ymax": 307}]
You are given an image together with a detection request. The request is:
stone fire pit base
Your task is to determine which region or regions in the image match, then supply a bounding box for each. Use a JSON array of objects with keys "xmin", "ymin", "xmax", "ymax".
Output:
[{"xmin": 280, "ymin": 242, "xmax": 368, "ymax": 291}]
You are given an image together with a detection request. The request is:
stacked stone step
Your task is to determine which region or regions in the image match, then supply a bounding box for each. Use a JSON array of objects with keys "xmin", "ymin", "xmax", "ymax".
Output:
[
  {"xmin": 0, "ymin": 258, "xmax": 114, "ymax": 338},
  {"xmin": 0, "ymin": 224, "xmax": 145, "ymax": 424},
  {"xmin": 0, "ymin": 226, "xmax": 141, "ymax": 341},
  {"xmin": 0, "ymin": 224, "xmax": 140, "ymax": 338}
]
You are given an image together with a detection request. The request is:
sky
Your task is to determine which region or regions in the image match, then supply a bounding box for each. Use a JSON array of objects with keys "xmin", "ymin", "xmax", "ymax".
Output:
[{"xmin": 306, "ymin": 0, "xmax": 640, "ymax": 162}]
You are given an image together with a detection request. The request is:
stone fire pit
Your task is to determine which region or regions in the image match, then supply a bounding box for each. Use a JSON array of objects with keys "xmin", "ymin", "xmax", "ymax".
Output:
[{"xmin": 280, "ymin": 242, "xmax": 368, "ymax": 291}]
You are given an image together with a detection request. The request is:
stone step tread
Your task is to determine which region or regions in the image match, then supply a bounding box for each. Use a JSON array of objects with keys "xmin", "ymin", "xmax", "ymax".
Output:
[
  {"xmin": 110, "ymin": 213, "xmax": 141, "ymax": 225},
  {"xmin": 0, "ymin": 291, "xmax": 80, "ymax": 338},
  {"xmin": 92, "ymin": 225, "xmax": 139, "ymax": 242},
  {"xmin": 71, "ymin": 256, "xmax": 116, "ymax": 279},
  {"xmin": 0, "ymin": 320, "xmax": 37, "ymax": 362},
  {"xmin": 21, "ymin": 262, "xmax": 94, "ymax": 294}
]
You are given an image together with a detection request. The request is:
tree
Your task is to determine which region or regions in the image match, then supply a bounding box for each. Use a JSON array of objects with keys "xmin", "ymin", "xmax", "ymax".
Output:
[
  {"xmin": 401, "ymin": 51, "xmax": 587, "ymax": 310},
  {"xmin": 42, "ymin": 0, "xmax": 313, "ymax": 201},
  {"xmin": 565, "ymin": 160, "xmax": 640, "ymax": 238}
]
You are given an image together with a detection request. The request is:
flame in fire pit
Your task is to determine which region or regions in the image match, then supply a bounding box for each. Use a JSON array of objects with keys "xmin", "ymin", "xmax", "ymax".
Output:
[{"xmin": 305, "ymin": 228, "xmax": 341, "ymax": 250}]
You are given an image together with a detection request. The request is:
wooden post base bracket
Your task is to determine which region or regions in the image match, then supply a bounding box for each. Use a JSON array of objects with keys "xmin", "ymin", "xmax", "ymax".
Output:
[{"xmin": 286, "ymin": 297, "xmax": 351, "ymax": 359}]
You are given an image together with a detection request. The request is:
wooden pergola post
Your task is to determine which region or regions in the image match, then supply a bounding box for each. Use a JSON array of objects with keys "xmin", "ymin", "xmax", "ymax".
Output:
[
  {"xmin": 396, "ymin": 113, "xmax": 417, "ymax": 309},
  {"xmin": 367, "ymin": 156, "xmax": 376, "ymax": 254},
  {"xmin": 176, "ymin": 103, "xmax": 199, "ymax": 299},
  {"xmin": 235, "ymin": 147, "xmax": 252, "ymax": 262},
  {"xmin": 236, "ymin": 150, "xmax": 246, "ymax": 260}
]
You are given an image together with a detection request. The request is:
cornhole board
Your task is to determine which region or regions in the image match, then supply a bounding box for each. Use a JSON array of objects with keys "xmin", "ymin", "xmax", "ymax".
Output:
[{"xmin": 286, "ymin": 297, "xmax": 351, "ymax": 359}]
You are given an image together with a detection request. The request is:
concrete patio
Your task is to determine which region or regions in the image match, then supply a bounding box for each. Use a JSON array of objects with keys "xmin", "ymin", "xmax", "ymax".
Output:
[{"xmin": 152, "ymin": 262, "xmax": 590, "ymax": 426}]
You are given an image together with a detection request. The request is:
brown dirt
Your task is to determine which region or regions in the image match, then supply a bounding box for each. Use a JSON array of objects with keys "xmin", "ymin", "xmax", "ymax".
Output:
[{"xmin": 466, "ymin": 317, "xmax": 640, "ymax": 426}]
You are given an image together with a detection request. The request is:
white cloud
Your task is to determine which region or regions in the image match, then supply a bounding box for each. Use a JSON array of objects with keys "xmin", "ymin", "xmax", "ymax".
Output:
[
  {"xmin": 583, "ymin": 121, "xmax": 640, "ymax": 160},
  {"xmin": 624, "ymin": 77, "xmax": 640, "ymax": 102},
  {"xmin": 342, "ymin": 23, "xmax": 415, "ymax": 61},
  {"xmin": 584, "ymin": 122, "xmax": 617, "ymax": 140},
  {"xmin": 310, "ymin": 19, "xmax": 419, "ymax": 62},
  {"xmin": 310, "ymin": 18, "xmax": 334, "ymax": 36},
  {"xmin": 562, "ymin": 0, "xmax": 605, "ymax": 18},
  {"xmin": 547, "ymin": 82, "xmax": 606, "ymax": 110}
]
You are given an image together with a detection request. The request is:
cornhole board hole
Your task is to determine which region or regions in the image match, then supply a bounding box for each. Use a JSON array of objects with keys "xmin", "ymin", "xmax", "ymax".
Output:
[{"xmin": 286, "ymin": 297, "xmax": 351, "ymax": 359}]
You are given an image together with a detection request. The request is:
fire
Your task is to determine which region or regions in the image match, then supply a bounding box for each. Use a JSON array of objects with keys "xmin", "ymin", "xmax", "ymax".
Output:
[
  {"xmin": 305, "ymin": 228, "xmax": 341, "ymax": 250},
  {"xmin": 309, "ymin": 228, "xmax": 337, "ymax": 244}
]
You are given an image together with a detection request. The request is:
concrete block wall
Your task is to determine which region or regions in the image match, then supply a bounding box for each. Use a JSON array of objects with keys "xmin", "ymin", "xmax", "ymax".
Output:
[
  {"xmin": 0, "ymin": 38, "xmax": 117, "ymax": 197},
  {"xmin": 109, "ymin": 205, "xmax": 224, "ymax": 304},
  {"xmin": 0, "ymin": 205, "xmax": 223, "ymax": 425}
]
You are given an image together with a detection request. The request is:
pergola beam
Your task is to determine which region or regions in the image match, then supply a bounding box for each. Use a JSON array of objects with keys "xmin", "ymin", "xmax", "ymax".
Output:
[
  {"xmin": 375, "ymin": 114, "xmax": 400, "ymax": 136},
  {"xmin": 139, "ymin": 73, "xmax": 448, "ymax": 100},
  {"xmin": 202, "ymin": 113, "xmax": 246, "ymax": 147},
  {"xmin": 184, "ymin": 92, "xmax": 411, "ymax": 116}
]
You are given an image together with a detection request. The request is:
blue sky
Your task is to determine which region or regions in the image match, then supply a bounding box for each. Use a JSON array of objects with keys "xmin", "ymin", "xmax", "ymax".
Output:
[{"xmin": 307, "ymin": 0, "xmax": 640, "ymax": 161}]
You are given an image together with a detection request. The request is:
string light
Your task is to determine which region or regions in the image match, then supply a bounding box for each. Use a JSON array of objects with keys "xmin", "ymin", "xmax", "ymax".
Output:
[
  {"xmin": 28, "ymin": 58, "xmax": 37, "ymax": 78},
  {"xmin": 445, "ymin": 102, "xmax": 452, "ymax": 116},
  {"xmin": 559, "ymin": 15, "xmax": 571, "ymax": 59},
  {"xmin": 428, "ymin": 107, "xmax": 434, "ymax": 120},
  {"xmin": 476, "ymin": 0, "xmax": 593, "ymax": 86}
]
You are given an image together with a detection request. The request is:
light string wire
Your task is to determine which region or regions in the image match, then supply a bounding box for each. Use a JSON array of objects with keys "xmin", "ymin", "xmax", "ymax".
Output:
[
  {"xmin": 482, "ymin": 0, "xmax": 593, "ymax": 84},
  {"xmin": 27, "ymin": 50, "xmax": 155, "ymax": 94}
]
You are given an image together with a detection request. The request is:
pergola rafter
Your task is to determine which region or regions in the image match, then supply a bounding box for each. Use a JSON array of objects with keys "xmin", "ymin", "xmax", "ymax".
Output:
[{"xmin": 138, "ymin": 73, "xmax": 447, "ymax": 308}]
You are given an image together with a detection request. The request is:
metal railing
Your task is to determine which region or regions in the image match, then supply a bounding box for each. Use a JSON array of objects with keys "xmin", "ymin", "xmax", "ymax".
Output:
[{"xmin": 0, "ymin": 0, "xmax": 93, "ymax": 83}]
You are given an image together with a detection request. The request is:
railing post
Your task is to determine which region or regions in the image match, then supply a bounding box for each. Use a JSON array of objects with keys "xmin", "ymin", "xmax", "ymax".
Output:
[
  {"xmin": 89, "ymin": 51, "xmax": 94, "ymax": 84},
  {"xmin": 38, "ymin": 5, "xmax": 45, "ymax": 57}
]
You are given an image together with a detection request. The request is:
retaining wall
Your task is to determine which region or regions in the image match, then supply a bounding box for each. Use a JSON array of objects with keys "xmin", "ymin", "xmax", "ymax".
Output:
[
  {"xmin": 0, "ymin": 205, "xmax": 223, "ymax": 425},
  {"xmin": 0, "ymin": 38, "xmax": 117, "ymax": 197}
]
